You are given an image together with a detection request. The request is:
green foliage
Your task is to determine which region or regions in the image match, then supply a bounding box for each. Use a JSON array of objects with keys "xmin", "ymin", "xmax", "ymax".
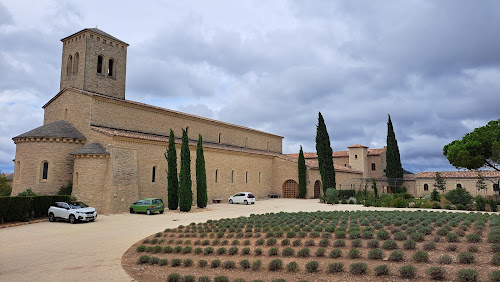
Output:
[
  {"xmin": 372, "ymin": 178, "xmax": 378, "ymax": 198},
  {"xmin": 368, "ymin": 248, "xmax": 384, "ymax": 260},
  {"xmin": 491, "ymin": 253, "xmax": 500, "ymax": 266},
  {"xmin": 349, "ymin": 262, "xmax": 367, "ymax": 275},
  {"xmin": 385, "ymin": 114, "xmax": 404, "ymax": 191},
  {"xmin": 18, "ymin": 188, "xmax": 36, "ymax": 197},
  {"xmin": 374, "ymin": 264, "xmax": 389, "ymax": 276},
  {"xmin": 196, "ymin": 135, "xmax": 207, "ymax": 208},
  {"xmin": 458, "ymin": 252, "xmax": 475, "ymax": 264},
  {"xmin": 413, "ymin": 251, "xmax": 429, "ymax": 263},
  {"xmin": 179, "ymin": 129, "xmax": 192, "ymax": 212},
  {"xmin": 315, "ymin": 112, "xmax": 336, "ymax": 193},
  {"xmin": 489, "ymin": 200, "xmax": 498, "ymax": 212},
  {"xmin": 0, "ymin": 195, "xmax": 73, "ymax": 223},
  {"xmin": 399, "ymin": 265, "xmax": 416, "ymax": 279},
  {"xmin": 457, "ymin": 269, "xmax": 478, "ymax": 282},
  {"xmin": 298, "ymin": 146, "xmax": 307, "ymax": 198},
  {"xmin": 138, "ymin": 255, "xmax": 150, "ymax": 264},
  {"xmin": 434, "ymin": 172, "xmax": 447, "ymax": 192},
  {"xmin": 166, "ymin": 129, "xmax": 179, "ymax": 210},
  {"xmin": 443, "ymin": 118, "xmax": 500, "ymax": 170},
  {"xmin": 327, "ymin": 262, "xmax": 344, "ymax": 273},
  {"xmin": 475, "ymin": 196, "xmax": 486, "ymax": 211},
  {"xmin": 438, "ymin": 255, "xmax": 452, "ymax": 264},
  {"xmin": 268, "ymin": 259, "xmax": 283, "ymax": 271},
  {"xmin": 57, "ymin": 181, "xmax": 72, "ymax": 195},
  {"xmin": 326, "ymin": 188, "xmax": 339, "ymax": 204},
  {"xmin": 489, "ymin": 271, "xmax": 500, "ymax": 282},
  {"xmin": 286, "ymin": 261, "xmax": 299, "ymax": 272},
  {"xmin": 431, "ymin": 188, "xmax": 440, "ymax": 201},
  {"xmin": 446, "ymin": 186, "xmax": 472, "ymax": 206},
  {"xmin": 213, "ymin": 276, "xmax": 229, "ymax": 282},
  {"xmin": 166, "ymin": 273, "xmax": 182, "ymax": 282},
  {"xmin": 0, "ymin": 173, "xmax": 12, "ymax": 196}
]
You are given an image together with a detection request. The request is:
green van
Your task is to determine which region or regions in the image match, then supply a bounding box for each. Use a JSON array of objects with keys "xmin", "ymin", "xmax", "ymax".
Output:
[{"xmin": 129, "ymin": 198, "xmax": 165, "ymax": 215}]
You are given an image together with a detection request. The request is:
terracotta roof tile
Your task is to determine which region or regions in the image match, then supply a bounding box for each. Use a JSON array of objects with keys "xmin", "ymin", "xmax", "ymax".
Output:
[
  {"xmin": 348, "ymin": 144, "xmax": 369, "ymax": 148},
  {"xmin": 285, "ymin": 147, "xmax": 386, "ymax": 159},
  {"xmin": 72, "ymin": 142, "xmax": 109, "ymax": 155},
  {"xmin": 416, "ymin": 171, "xmax": 500, "ymax": 178}
]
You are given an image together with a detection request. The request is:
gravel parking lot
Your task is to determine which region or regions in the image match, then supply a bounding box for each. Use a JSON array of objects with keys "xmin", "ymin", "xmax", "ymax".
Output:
[{"xmin": 0, "ymin": 198, "xmax": 489, "ymax": 281}]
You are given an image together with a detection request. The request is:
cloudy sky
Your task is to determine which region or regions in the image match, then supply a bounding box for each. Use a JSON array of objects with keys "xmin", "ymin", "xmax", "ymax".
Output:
[{"xmin": 1, "ymin": 0, "xmax": 499, "ymax": 174}]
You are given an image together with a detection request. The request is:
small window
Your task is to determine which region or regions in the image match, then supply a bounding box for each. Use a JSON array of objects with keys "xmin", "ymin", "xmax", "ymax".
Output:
[
  {"xmin": 457, "ymin": 183, "xmax": 462, "ymax": 189},
  {"xmin": 108, "ymin": 59, "xmax": 114, "ymax": 76},
  {"xmin": 218, "ymin": 133, "xmax": 222, "ymax": 144},
  {"xmin": 75, "ymin": 172, "xmax": 79, "ymax": 185},
  {"xmin": 67, "ymin": 55, "xmax": 73, "ymax": 76},
  {"xmin": 424, "ymin": 184, "xmax": 429, "ymax": 191},
  {"xmin": 215, "ymin": 170, "xmax": 218, "ymax": 183},
  {"xmin": 259, "ymin": 172, "xmax": 261, "ymax": 184},
  {"xmin": 245, "ymin": 171, "xmax": 248, "ymax": 184},
  {"xmin": 231, "ymin": 170, "xmax": 234, "ymax": 183},
  {"xmin": 42, "ymin": 161, "xmax": 49, "ymax": 180},
  {"xmin": 64, "ymin": 108, "xmax": 68, "ymax": 119},
  {"xmin": 97, "ymin": 55, "xmax": 103, "ymax": 73},
  {"xmin": 344, "ymin": 164, "xmax": 347, "ymax": 167},
  {"xmin": 152, "ymin": 166, "xmax": 156, "ymax": 183},
  {"xmin": 245, "ymin": 137, "xmax": 248, "ymax": 148},
  {"xmin": 266, "ymin": 141, "xmax": 269, "ymax": 150},
  {"xmin": 73, "ymin": 53, "xmax": 79, "ymax": 74},
  {"xmin": 371, "ymin": 163, "xmax": 376, "ymax": 170},
  {"xmin": 16, "ymin": 161, "xmax": 21, "ymax": 180},
  {"xmin": 355, "ymin": 154, "xmax": 358, "ymax": 159}
]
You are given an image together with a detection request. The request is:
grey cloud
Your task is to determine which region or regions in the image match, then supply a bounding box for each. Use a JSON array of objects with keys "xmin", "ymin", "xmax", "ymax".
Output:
[{"xmin": 0, "ymin": 2, "xmax": 13, "ymax": 26}]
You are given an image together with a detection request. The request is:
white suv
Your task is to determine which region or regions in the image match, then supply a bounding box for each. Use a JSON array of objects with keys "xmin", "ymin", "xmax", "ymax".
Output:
[
  {"xmin": 48, "ymin": 201, "xmax": 97, "ymax": 224},
  {"xmin": 228, "ymin": 192, "xmax": 256, "ymax": 205}
]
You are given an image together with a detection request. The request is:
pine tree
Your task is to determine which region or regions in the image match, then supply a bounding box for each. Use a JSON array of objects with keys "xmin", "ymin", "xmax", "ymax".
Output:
[
  {"xmin": 372, "ymin": 178, "xmax": 378, "ymax": 198},
  {"xmin": 434, "ymin": 172, "xmax": 447, "ymax": 192},
  {"xmin": 385, "ymin": 114, "xmax": 404, "ymax": 192},
  {"xmin": 298, "ymin": 146, "xmax": 307, "ymax": 199},
  {"xmin": 165, "ymin": 129, "xmax": 179, "ymax": 210},
  {"xmin": 476, "ymin": 172, "xmax": 486, "ymax": 196},
  {"xmin": 315, "ymin": 112, "xmax": 336, "ymax": 194},
  {"xmin": 179, "ymin": 129, "xmax": 192, "ymax": 212},
  {"xmin": 196, "ymin": 134, "xmax": 208, "ymax": 208}
]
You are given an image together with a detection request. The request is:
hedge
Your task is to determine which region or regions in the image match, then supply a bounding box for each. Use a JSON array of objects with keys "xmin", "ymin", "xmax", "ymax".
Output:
[
  {"xmin": 338, "ymin": 190, "xmax": 355, "ymax": 199},
  {"xmin": 0, "ymin": 195, "xmax": 74, "ymax": 223}
]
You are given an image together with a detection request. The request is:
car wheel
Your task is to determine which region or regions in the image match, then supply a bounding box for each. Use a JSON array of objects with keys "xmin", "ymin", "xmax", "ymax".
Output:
[
  {"xmin": 49, "ymin": 213, "xmax": 55, "ymax": 222},
  {"xmin": 244, "ymin": 200, "xmax": 248, "ymax": 205},
  {"xmin": 129, "ymin": 208, "xmax": 135, "ymax": 213},
  {"xmin": 89, "ymin": 219, "xmax": 95, "ymax": 222},
  {"xmin": 69, "ymin": 214, "xmax": 76, "ymax": 224},
  {"xmin": 252, "ymin": 202, "xmax": 255, "ymax": 205},
  {"xmin": 146, "ymin": 209, "xmax": 151, "ymax": 215},
  {"xmin": 159, "ymin": 210, "xmax": 164, "ymax": 214},
  {"xmin": 229, "ymin": 199, "xmax": 233, "ymax": 204}
]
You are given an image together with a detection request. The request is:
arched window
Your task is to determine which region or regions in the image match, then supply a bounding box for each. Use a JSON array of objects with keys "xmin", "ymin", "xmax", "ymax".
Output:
[
  {"xmin": 64, "ymin": 108, "xmax": 68, "ymax": 120},
  {"xmin": 97, "ymin": 55, "xmax": 103, "ymax": 73},
  {"xmin": 108, "ymin": 59, "xmax": 114, "ymax": 76},
  {"xmin": 215, "ymin": 170, "xmax": 218, "ymax": 183},
  {"xmin": 73, "ymin": 53, "xmax": 79, "ymax": 74},
  {"xmin": 75, "ymin": 172, "xmax": 79, "ymax": 185},
  {"xmin": 245, "ymin": 171, "xmax": 248, "ymax": 184},
  {"xmin": 259, "ymin": 172, "xmax": 261, "ymax": 184},
  {"xmin": 41, "ymin": 161, "xmax": 49, "ymax": 180},
  {"xmin": 457, "ymin": 183, "xmax": 462, "ymax": 189},
  {"xmin": 16, "ymin": 161, "xmax": 20, "ymax": 180},
  {"xmin": 152, "ymin": 166, "xmax": 156, "ymax": 182},
  {"xmin": 67, "ymin": 55, "xmax": 73, "ymax": 76},
  {"xmin": 218, "ymin": 133, "xmax": 222, "ymax": 144},
  {"xmin": 424, "ymin": 184, "xmax": 429, "ymax": 191},
  {"xmin": 371, "ymin": 163, "xmax": 376, "ymax": 170},
  {"xmin": 355, "ymin": 154, "xmax": 358, "ymax": 159},
  {"xmin": 245, "ymin": 137, "xmax": 248, "ymax": 148},
  {"xmin": 231, "ymin": 170, "xmax": 234, "ymax": 183}
]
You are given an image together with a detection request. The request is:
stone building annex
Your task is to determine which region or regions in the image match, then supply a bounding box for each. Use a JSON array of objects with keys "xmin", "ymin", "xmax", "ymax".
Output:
[{"xmin": 11, "ymin": 28, "xmax": 498, "ymax": 214}]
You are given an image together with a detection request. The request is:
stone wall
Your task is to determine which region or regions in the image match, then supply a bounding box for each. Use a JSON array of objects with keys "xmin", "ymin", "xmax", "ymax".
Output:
[{"xmin": 73, "ymin": 155, "xmax": 112, "ymax": 214}]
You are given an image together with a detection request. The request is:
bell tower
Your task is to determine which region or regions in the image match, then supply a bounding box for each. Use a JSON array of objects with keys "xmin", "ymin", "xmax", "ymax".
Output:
[{"xmin": 60, "ymin": 28, "xmax": 129, "ymax": 99}]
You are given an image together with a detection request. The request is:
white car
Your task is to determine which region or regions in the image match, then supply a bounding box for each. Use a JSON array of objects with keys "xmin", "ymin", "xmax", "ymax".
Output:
[
  {"xmin": 48, "ymin": 201, "xmax": 97, "ymax": 224},
  {"xmin": 228, "ymin": 192, "xmax": 256, "ymax": 205}
]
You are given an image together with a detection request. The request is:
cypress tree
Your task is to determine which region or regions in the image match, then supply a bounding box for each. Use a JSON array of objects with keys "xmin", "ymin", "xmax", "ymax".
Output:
[
  {"xmin": 385, "ymin": 114, "xmax": 403, "ymax": 192},
  {"xmin": 165, "ymin": 129, "xmax": 179, "ymax": 210},
  {"xmin": 315, "ymin": 112, "xmax": 336, "ymax": 194},
  {"xmin": 196, "ymin": 134, "xmax": 208, "ymax": 208},
  {"xmin": 179, "ymin": 128, "xmax": 192, "ymax": 212},
  {"xmin": 298, "ymin": 146, "xmax": 307, "ymax": 199}
]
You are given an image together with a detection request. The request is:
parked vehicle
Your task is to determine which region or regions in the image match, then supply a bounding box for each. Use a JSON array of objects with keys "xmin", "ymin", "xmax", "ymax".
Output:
[
  {"xmin": 229, "ymin": 192, "xmax": 256, "ymax": 205},
  {"xmin": 129, "ymin": 198, "xmax": 164, "ymax": 215},
  {"xmin": 48, "ymin": 201, "xmax": 97, "ymax": 224}
]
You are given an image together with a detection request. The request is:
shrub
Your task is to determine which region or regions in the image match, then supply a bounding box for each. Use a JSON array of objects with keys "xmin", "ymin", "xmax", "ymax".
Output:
[
  {"xmin": 457, "ymin": 269, "xmax": 478, "ymax": 282},
  {"xmin": 210, "ymin": 259, "xmax": 221, "ymax": 268},
  {"xmin": 184, "ymin": 276, "xmax": 195, "ymax": 282},
  {"xmin": 268, "ymin": 259, "xmax": 283, "ymax": 271},
  {"xmin": 458, "ymin": 252, "xmax": 475, "ymax": 264},
  {"xmin": 149, "ymin": 257, "xmax": 160, "ymax": 265},
  {"xmin": 411, "ymin": 232, "xmax": 425, "ymax": 242},
  {"xmin": 382, "ymin": 240, "xmax": 398, "ymax": 250},
  {"xmin": 138, "ymin": 255, "xmax": 150, "ymax": 264},
  {"xmin": 438, "ymin": 255, "xmax": 452, "ymax": 264},
  {"xmin": 268, "ymin": 247, "xmax": 279, "ymax": 256},
  {"xmin": 333, "ymin": 239, "xmax": 346, "ymax": 247},
  {"xmin": 351, "ymin": 238, "xmax": 362, "ymax": 248},
  {"xmin": 171, "ymin": 258, "xmax": 182, "ymax": 267},
  {"xmin": 305, "ymin": 261, "xmax": 319, "ymax": 273},
  {"xmin": 377, "ymin": 230, "xmax": 390, "ymax": 240},
  {"xmin": 488, "ymin": 234, "xmax": 500, "ymax": 243},
  {"xmin": 298, "ymin": 248, "xmax": 310, "ymax": 257},
  {"xmin": 266, "ymin": 238, "xmax": 277, "ymax": 246},
  {"xmin": 335, "ymin": 230, "xmax": 346, "ymax": 239},
  {"xmin": 167, "ymin": 273, "xmax": 183, "ymax": 282},
  {"xmin": 445, "ymin": 186, "xmax": 473, "ymax": 206},
  {"xmin": 254, "ymin": 248, "xmax": 262, "ymax": 256},
  {"xmin": 251, "ymin": 260, "xmax": 262, "ymax": 271},
  {"xmin": 389, "ymin": 250, "xmax": 404, "ymax": 262},
  {"xmin": 466, "ymin": 233, "xmax": 481, "ymax": 243},
  {"xmin": 489, "ymin": 270, "xmax": 500, "ymax": 282},
  {"xmin": 183, "ymin": 258, "xmax": 194, "ymax": 267},
  {"xmin": 368, "ymin": 248, "xmax": 384, "ymax": 260},
  {"xmin": 347, "ymin": 248, "xmax": 361, "ymax": 259},
  {"xmin": 491, "ymin": 253, "xmax": 500, "ymax": 265},
  {"xmin": 216, "ymin": 247, "xmax": 226, "ymax": 255},
  {"xmin": 315, "ymin": 248, "xmax": 326, "ymax": 257},
  {"xmin": 198, "ymin": 276, "xmax": 211, "ymax": 282},
  {"xmin": 174, "ymin": 246, "xmax": 183, "ymax": 253},
  {"xmin": 287, "ymin": 261, "xmax": 299, "ymax": 272},
  {"xmin": 182, "ymin": 246, "xmax": 192, "ymax": 254},
  {"xmin": 492, "ymin": 243, "xmax": 500, "ymax": 253},
  {"xmin": 423, "ymin": 241, "xmax": 436, "ymax": 250},
  {"xmin": 146, "ymin": 246, "xmax": 154, "ymax": 252},
  {"xmin": 329, "ymin": 248, "xmax": 342, "ymax": 258},
  {"xmin": 374, "ymin": 264, "xmax": 389, "ymax": 276},
  {"xmin": 204, "ymin": 247, "xmax": 214, "ymax": 255},
  {"xmin": 428, "ymin": 267, "xmax": 446, "ymax": 280},
  {"xmin": 319, "ymin": 238, "xmax": 330, "ymax": 247},
  {"xmin": 213, "ymin": 277, "xmax": 229, "ymax": 282},
  {"xmin": 349, "ymin": 262, "xmax": 368, "ymax": 275},
  {"xmin": 327, "ymin": 262, "xmax": 344, "ymax": 273},
  {"xmin": 159, "ymin": 259, "xmax": 168, "ymax": 266},
  {"xmin": 223, "ymin": 260, "xmax": 235, "ymax": 269},
  {"xmin": 238, "ymin": 259, "xmax": 250, "ymax": 269},
  {"xmin": 446, "ymin": 233, "xmax": 460, "ymax": 243},
  {"xmin": 413, "ymin": 251, "xmax": 429, "ymax": 263},
  {"xmin": 399, "ymin": 265, "xmax": 416, "ymax": 279},
  {"xmin": 198, "ymin": 259, "xmax": 208, "ymax": 267},
  {"xmin": 367, "ymin": 239, "xmax": 379, "ymax": 248},
  {"xmin": 136, "ymin": 245, "xmax": 146, "ymax": 252},
  {"xmin": 446, "ymin": 244, "xmax": 458, "ymax": 252},
  {"xmin": 256, "ymin": 238, "xmax": 264, "ymax": 245},
  {"xmin": 281, "ymin": 239, "xmax": 290, "ymax": 246},
  {"xmin": 394, "ymin": 232, "xmax": 407, "ymax": 241},
  {"xmin": 292, "ymin": 239, "xmax": 302, "ymax": 246}
]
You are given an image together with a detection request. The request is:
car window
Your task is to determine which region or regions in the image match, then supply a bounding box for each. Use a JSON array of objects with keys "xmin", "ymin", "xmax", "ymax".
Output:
[
  {"xmin": 136, "ymin": 200, "xmax": 144, "ymax": 205},
  {"xmin": 248, "ymin": 194, "xmax": 255, "ymax": 198},
  {"xmin": 62, "ymin": 203, "xmax": 70, "ymax": 209},
  {"xmin": 235, "ymin": 193, "xmax": 244, "ymax": 197},
  {"xmin": 157, "ymin": 199, "xmax": 163, "ymax": 204},
  {"xmin": 153, "ymin": 199, "xmax": 159, "ymax": 204},
  {"xmin": 144, "ymin": 200, "xmax": 151, "ymax": 205},
  {"xmin": 56, "ymin": 202, "xmax": 64, "ymax": 208}
]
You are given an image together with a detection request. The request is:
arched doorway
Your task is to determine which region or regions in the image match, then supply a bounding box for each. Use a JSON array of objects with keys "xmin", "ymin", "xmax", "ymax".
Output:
[
  {"xmin": 282, "ymin": 179, "xmax": 299, "ymax": 198},
  {"xmin": 314, "ymin": 180, "xmax": 321, "ymax": 199}
]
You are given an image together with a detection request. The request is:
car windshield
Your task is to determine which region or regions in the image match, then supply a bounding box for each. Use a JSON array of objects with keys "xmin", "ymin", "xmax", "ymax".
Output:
[{"xmin": 68, "ymin": 202, "xmax": 89, "ymax": 209}]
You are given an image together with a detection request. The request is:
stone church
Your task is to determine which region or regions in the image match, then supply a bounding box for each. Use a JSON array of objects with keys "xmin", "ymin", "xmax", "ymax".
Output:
[{"xmin": 11, "ymin": 28, "xmax": 389, "ymax": 213}]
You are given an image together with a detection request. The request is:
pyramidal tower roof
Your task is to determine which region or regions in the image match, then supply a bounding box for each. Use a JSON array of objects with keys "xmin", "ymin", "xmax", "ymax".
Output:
[{"xmin": 61, "ymin": 27, "xmax": 128, "ymax": 45}]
